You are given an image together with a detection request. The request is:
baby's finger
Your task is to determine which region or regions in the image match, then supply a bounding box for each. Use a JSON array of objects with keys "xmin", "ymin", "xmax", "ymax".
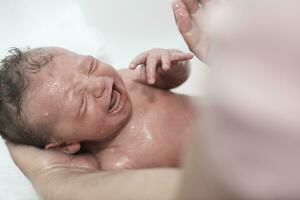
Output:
[
  {"xmin": 170, "ymin": 51, "xmax": 194, "ymax": 62},
  {"xmin": 161, "ymin": 52, "xmax": 171, "ymax": 71},
  {"xmin": 139, "ymin": 65, "xmax": 147, "ymax": 82},
  {"xmin": 146, "ymin": 54, "xmax": 159, "ymax": 84},
  {"xmin": 129, "ymin": 51, "xmax": 149, "ymax": 69}
]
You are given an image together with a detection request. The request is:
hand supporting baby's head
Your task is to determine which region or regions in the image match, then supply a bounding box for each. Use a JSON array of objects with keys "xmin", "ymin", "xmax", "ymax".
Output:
[{"xmin": 0, "ymin": 47, "xmax": 132, "ymax": 154}]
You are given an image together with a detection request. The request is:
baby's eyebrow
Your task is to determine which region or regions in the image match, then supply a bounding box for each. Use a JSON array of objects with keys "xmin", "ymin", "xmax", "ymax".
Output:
[
  {"xmin": 88, "ymin": 56, "xmax": 96, "ymax": 73},
  {"xmin": 46, "ymin": 68, "xmax": 55, "ymax": 78},
  {"xmin": 80, "ymin": 56, "xmax": 94, "ymax": 72}
]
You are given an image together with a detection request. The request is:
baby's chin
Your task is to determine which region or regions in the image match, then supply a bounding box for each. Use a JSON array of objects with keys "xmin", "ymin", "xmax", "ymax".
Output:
[
  {"xmin": 105, "ymin": 106, "xmax": 132, "ymax": 141},
  {"xmin": 92, "ymin": 103, "xmax": 132, "ymax": 143}
]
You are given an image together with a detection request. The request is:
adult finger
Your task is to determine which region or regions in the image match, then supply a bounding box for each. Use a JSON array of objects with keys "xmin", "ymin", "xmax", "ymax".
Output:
[
  {"xmin": 7, "ymin": 141, "xmax": 99, "ymax": 178},
  {"xmin": 181, "ymin": 0, "xmax": 201, "ymax": 14},
  {"xmin": 173, "ymin": 2, "xmax": 193, "ymax": 34},
  {"xmin": 6, "ymin": 142, "xmax": 47, "ymax": 179},
  {"xmin": 173, "ymin": 6, "xmax": 200, "ymax": 50}
]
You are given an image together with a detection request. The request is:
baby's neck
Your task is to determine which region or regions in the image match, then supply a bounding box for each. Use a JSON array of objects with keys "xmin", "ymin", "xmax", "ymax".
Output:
[{"xmin": 82, "ymin": 115, "xmax": 133, "ymax": 154}]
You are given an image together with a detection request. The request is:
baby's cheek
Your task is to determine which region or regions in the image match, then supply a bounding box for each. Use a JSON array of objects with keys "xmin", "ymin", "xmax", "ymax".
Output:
[{"xmin": 86, "ymin": 115, "xmax": 110, "ymax": 137}]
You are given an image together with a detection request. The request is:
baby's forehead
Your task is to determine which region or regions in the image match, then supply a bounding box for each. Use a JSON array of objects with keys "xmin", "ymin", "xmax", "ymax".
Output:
[
  {"xmin": 29, "ymin": 47, "xmax": 79, "ymax": 65},
  {"xmin": 23, "ymin": 48, "xmax": 69, "ymax": 103},
  {"xmin": 31, "ymin": 47, "xmax": 69, "ymax": 56},
  {"xmin": 29, "ymin": 47, "xmax": 79, "ymax": 71},
  {"xmin": 21, "ymin": 47, "xmax": 84, "ymax": 122},
  {"xmin": 31, "ymin": 47, "xmax": 103, "ymax": 71}
]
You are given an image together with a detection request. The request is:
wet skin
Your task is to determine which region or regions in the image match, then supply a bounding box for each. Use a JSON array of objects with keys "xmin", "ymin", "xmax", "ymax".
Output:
[
  {"xmin": 23, "ymin": 47, "xmax": 198, "ymax": 170},
  {"xmin": 88, "ymin": 70, "xmax": 197, "ymax": 169}
]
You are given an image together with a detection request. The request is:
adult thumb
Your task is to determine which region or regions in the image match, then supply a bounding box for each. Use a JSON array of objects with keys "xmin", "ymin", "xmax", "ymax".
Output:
[{"xmin": 6, "ymin": 141, "xmax": 44, "ymax": 180}]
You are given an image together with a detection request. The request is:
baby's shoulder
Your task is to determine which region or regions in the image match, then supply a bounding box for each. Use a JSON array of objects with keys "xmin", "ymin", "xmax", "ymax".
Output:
[
  {"xmin": 118, "ymin": 69, "xmax": 131, "ymax": 81},
  {"xmin": 118, "ymin": 69, "xmax": 166, "ymax": 100},
  {"xmin": 118, "ymin": 69, "xmax": 147, "ymax": 90}
]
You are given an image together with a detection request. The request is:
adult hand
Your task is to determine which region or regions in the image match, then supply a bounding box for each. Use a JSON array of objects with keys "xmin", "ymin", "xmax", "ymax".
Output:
[
  {"xmin": 7, "ymin": 142, "xmax": 100, "ymax": 199},
  {"xmin": 7, "ymin": 142, "xmax": 180, "ymax": 200},
  {"xmin": 172, "ymin": 0, "xmax": 212, "ymax": 63}
]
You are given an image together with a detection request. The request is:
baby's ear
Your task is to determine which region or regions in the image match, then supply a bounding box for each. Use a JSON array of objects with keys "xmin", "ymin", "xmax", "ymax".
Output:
[{"xmin": 45, "ymin": 142, "xmax": 81, "ymax": 154}]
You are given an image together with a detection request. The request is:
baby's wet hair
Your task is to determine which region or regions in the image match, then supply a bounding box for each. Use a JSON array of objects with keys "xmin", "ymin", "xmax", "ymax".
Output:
[{"xmin": 0, "ymin": 47, "xmax": 53, "ymax": 148}]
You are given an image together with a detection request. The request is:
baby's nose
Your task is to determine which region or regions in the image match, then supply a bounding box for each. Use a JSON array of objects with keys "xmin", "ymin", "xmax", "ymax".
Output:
[{"xmin": 89, "ymin": 78, "xmax": 105, "ymax": 98}]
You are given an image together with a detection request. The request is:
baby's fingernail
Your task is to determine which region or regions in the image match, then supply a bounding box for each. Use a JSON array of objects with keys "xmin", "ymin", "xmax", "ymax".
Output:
[
  {"xmin": 185, "ymin": 53, "xmax": 193, "ymax": 57},
  {"xmin": 149, "ymin": 79, "xmax": 155, "ymax": 84}
]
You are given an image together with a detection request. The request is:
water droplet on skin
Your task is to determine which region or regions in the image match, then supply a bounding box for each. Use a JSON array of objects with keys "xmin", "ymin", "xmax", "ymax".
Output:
[
  {"xmin": 50, "ymin": 82, "xmax": 64, "ymax": 97},
  {"xmin": 144, "ymin": 126, "xmax": 153, "ymax": 141},
  {"xmin": 51, "ymin": 82, "xmax": 59, "ymax": 90},
  {"xmin": 43, "ymin": 112, "xmax": 49, "ymax": 117},
  {"xmin": 115, "ymin": 156, "xmax": 130, "ymax": 168},
  {"xmin": 142, "ymin": 120, "xmax": 154, "ymax": 143}
]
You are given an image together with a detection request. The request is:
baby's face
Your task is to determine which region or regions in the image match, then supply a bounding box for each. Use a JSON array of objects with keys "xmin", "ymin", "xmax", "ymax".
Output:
[{"xmin": 23, "ymin": 47, "xmax": 132, "ymax": 145}]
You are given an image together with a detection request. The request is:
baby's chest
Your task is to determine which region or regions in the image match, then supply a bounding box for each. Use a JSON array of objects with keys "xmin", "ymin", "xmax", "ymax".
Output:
[
  {"xmin": 128, "ymin": 86, "xmax": 193, "ymax": 140},
  {"xmin": 98, "ymin": 84, "xmax": 193, "ymax": 169},
  {"xmin": 109, "ymin": 103, "xmax": 190, "ymax": 163}
]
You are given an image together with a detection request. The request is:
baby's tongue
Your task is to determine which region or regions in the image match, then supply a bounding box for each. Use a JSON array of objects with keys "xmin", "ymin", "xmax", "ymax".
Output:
[{"xmin": 110, "ymin": 91, "xmax": 117, "ymax": 109}]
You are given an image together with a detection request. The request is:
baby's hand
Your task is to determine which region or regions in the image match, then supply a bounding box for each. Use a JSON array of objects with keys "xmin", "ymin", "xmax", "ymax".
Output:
[{"xmin": 129, "ymin": 48, "xmax": 193, "ymax": 85}]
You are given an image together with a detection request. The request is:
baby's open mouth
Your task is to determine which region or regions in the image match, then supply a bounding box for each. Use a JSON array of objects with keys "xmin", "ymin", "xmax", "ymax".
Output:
[{"xmin": 109, "ymin": 84, "xmax": 121, "ymax": 113}]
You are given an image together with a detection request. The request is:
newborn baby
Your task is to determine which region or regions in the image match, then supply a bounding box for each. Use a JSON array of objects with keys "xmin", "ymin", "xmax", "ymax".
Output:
[{"xmin": 0, "ymin": 47, "xmax": 198, "ymax": 169}]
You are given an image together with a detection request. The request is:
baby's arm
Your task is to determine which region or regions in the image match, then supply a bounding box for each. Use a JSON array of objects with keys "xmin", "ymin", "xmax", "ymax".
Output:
[{"xmin": 129, "ymin": 48, "xmax": 193, "ymax": 90}]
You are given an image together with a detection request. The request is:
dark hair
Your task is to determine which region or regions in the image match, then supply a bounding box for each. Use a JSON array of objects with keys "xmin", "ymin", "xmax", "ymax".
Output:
[{"xmin": 0, "ymin": 47, "xmax": 53, "ymax": 148}]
